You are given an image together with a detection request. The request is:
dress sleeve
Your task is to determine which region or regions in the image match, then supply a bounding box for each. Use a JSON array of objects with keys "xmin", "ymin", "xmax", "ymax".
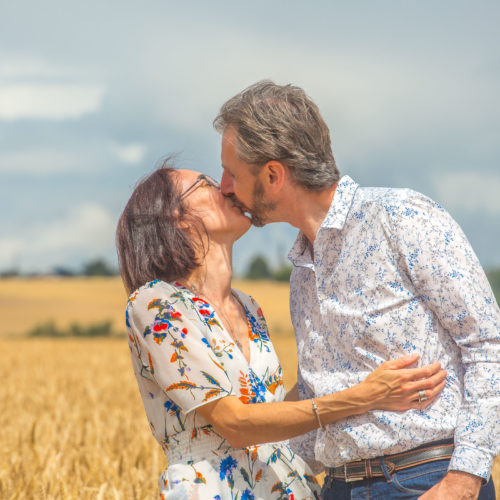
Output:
[
  {"xmin": 390, "ymin": 192, "xmax": 500, "ymax": 480},
  {"xmin": 127, "ymin": 282, "xmax": 234, "ymax": 414}
]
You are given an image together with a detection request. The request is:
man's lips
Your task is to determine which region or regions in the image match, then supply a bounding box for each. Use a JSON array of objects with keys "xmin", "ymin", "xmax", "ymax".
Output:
[{"xmin": 227, "ymin": 195, "xmax": 251, "ymax": 217}]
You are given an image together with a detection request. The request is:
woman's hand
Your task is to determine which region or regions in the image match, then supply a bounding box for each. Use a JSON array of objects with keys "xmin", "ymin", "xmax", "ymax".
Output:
[{"xmin": 360, "ymin": 354, "xmax": 447, "ymax": 412}]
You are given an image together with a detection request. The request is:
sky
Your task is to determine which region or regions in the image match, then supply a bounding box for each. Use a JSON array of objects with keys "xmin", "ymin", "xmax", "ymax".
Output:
[{"xmin": 1, "ymin": 1, "xmax": 499, "ymax": 275}]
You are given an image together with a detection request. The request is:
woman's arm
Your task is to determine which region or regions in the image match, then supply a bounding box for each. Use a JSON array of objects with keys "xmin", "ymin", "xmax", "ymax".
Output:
[{"xmin": 197, "ymin": 354, "xmax": 446, "ymax": 448}]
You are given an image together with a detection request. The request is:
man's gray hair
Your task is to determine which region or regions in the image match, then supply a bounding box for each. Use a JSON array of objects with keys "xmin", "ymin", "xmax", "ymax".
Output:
[{"xmin": 214, "ymin": 80, "xmax": 340, "ymax": 190}]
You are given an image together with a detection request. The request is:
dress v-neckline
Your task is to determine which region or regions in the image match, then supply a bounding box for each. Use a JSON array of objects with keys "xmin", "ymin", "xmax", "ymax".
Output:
[{"xmin": 180, "ymin": 284, "xmax": 253, "ymax": 365}]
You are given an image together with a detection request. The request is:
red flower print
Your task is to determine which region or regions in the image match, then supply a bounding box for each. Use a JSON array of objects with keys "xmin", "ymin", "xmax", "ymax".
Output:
[
  {"xmin": 153, "ymin": 322, "xmax": 168, "ymax": 332},
  {"xmin": 192, "ymin": 297, "xmax": 209, "ymax": 304}
]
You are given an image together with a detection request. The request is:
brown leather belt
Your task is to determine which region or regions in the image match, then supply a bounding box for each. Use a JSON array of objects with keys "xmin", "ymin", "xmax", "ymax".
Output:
[{"xmin": 327, "ymin": 440, "xmax": 454, "ymax": 483}]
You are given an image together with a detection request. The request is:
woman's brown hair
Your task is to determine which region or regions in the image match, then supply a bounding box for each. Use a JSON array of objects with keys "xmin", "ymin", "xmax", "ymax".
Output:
[{"xmin": 116, "ymin": 160, "xmax": 206, "ymax": 295}]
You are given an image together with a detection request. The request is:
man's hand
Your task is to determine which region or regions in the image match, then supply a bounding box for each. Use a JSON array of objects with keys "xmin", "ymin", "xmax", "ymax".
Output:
[{"xmin": 418, "ymin": 470, "xmax": 482, "ymax": 500}]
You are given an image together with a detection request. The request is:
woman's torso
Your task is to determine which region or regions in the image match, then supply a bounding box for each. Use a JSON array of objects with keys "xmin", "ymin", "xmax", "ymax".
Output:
[{"xmin": 126, "ymin": 280, "xmax": 320, "ymax": 499}]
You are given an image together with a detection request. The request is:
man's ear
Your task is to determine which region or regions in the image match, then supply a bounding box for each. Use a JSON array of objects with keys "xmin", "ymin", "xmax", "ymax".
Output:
[{"xmin": 261, "ymin": 160, "xmax": 286, "ymax": 193}]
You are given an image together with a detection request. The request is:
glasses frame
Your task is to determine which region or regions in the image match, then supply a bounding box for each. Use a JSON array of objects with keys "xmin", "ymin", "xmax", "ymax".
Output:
[{"xmin": 180, "ymin": 174, "xmax": 220, "ymax": 199}]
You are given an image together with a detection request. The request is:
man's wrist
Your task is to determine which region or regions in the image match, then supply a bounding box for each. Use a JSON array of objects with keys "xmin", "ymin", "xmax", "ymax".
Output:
[{"xmin": 444, "ymin": 470, "xmax": 482, "ymax": 491}]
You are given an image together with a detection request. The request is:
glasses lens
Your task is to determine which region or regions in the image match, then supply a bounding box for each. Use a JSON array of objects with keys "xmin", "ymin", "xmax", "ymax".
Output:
[
  {"xmin": 181, "ymin": 174, "xmax": 219, "ymax": 199},
  {"xmin": 205, "ymin": 175, "xmax": 220, "ymax": 189}
]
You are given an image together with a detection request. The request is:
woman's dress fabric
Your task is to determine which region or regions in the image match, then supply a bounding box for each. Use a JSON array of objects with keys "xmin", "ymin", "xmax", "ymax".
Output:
[{"xmin": 126, "ymin": 280, "xmax": 320, "ymax": 499}]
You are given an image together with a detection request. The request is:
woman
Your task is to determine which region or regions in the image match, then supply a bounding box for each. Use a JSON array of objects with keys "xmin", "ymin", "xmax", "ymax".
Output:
[{"xmin": 116, "ymin": 162, "xmax": 446, "ymax": 499}]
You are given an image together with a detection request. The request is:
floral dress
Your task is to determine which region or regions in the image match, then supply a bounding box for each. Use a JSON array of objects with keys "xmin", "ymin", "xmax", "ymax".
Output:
[{"xmin": 126, "ymin": 280, "xmax": 320, "ymax": 500}]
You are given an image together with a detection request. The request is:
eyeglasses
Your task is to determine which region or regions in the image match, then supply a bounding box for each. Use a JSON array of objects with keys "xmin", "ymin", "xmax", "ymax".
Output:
[{"xmin": 180, "ymin": 174, "xmax": 220, "ymax": 199}]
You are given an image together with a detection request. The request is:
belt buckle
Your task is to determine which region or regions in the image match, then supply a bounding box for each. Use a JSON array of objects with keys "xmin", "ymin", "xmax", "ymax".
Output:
[{"xmin": 344, "ymin": 460, "xmax": 364, "ymax": 483}]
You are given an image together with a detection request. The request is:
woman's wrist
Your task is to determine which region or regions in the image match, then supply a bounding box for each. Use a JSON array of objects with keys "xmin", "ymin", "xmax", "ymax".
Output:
[{"xmin": 318, "ymin": 385, "xmax": 373, "ymax": 425}]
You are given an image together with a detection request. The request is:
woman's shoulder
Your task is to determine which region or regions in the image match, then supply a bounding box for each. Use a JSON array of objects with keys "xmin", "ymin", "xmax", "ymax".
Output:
[
  {"xmin": 232, "ymin": 289, "xmax": 265, "ymax": 322},
  {"xmin": 127, "ymin": 279, "xmax": 186, "ymax": 308}
]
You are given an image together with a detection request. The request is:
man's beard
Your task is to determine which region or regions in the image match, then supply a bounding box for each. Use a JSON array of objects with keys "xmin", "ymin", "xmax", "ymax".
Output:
[
  {"xmin": 227, "ymin": 178, "xmax": 276, "ymax": 228},
  {"xmin": 250, "ymin": 178, "xmax": 276, "ymax": 227}
]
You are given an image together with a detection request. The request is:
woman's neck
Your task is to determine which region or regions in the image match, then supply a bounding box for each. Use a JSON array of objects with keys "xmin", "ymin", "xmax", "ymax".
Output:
[{"xmin": 183, "ymin": 240, "xmax": 234, "ymax": 305}]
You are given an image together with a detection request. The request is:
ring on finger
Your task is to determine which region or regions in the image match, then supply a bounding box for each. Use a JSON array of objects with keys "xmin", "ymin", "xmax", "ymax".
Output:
[{"xmin": 418, "ymin": 390, "xmax": 428, "ymax": 403}]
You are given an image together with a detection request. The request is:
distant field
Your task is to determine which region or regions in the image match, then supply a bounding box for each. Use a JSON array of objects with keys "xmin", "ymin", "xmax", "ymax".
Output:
[
  {"xmin": 0, "ymin": 278, "xmax": 498, "ymax": 499},
  {"xmin": 0, "ymin": 277, "xmax": 293, "ymax": 339}
]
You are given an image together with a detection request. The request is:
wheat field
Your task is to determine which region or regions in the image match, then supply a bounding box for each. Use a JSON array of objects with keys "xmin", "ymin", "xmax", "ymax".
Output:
[{"xmin": 0, "ymin": 278, "xmax": 498, "ymax": 499}]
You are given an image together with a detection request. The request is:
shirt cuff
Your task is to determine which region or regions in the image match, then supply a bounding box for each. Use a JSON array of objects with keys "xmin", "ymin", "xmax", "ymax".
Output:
[{"xmin": 448, "ymin": 445, "xmax": 493, "ymax": 481}]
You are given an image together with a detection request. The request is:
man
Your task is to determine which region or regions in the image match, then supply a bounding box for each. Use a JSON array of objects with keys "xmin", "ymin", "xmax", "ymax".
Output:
[{"xmin": 214, "ymin": 80, "xmax": 500, "ymax": 499}]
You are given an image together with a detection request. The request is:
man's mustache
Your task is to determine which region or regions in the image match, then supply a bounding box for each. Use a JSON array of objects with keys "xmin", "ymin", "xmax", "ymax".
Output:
[
  {"xmin": 225, "ymin": 193, "xmax": 249, "ymax": 211},
  {"xmin": 223, "ymin": 193, "xmax": 265, "ymax": 227}
]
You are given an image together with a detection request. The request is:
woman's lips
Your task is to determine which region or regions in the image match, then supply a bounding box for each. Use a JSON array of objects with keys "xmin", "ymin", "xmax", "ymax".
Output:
[{"xmin": 232, "ymin": 201, "xmax": 251, "ymax": 219}]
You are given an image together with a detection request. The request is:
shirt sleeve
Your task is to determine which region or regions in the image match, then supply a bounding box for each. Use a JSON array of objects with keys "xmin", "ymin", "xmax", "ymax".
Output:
[
  {"xmin": 127, "ymin": 282, "xmax": 234, "ymax": 414},
  {"xmin": 390, "ymin": 192, "xmax": 500, "ymax": 480}
]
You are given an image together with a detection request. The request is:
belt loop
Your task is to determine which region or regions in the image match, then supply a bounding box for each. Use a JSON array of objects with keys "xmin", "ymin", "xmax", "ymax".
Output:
[
  {"xmin": 366, "ymin": 459, "xmax": 372, "ymax": 479},
  {"xmin": 379, "ymin": 457, "xmax": 393, "ymax": 482}
]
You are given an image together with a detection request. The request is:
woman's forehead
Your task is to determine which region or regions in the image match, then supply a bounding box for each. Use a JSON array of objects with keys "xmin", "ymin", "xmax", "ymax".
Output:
[{"xmin": 176, "ymin": 169, "xmax": 202, "ymax": 188}]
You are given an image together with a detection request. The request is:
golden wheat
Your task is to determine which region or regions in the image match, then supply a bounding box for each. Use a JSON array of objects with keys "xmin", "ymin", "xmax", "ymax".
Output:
[
  {"xmin": 0, "ymin": 278, "xmax": 290, "ymax": 338},
  {"xmin": 0, "ymin": 278, "xmax": 498, "ymax": 498}
]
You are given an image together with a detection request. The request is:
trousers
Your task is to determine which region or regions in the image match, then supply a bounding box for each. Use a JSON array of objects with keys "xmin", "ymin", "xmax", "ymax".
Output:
[{"xmin": 321, "ymin": 459, "xmax": 496, "ymax": 499}]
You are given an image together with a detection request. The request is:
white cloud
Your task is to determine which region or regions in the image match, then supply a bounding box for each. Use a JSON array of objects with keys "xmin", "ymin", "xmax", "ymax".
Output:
[
  {"xmin": 0, "ymin": 83, "xmax": 106, "ymax": 120},
  {"xmin": 0, "ymin": 204, "xmax": 116, "ymax": 270},
  {"xmin": 111, "ymin": 143, "xmax": 146, "ymax": 165},
  {"xmin": 0, "ymin": 238, "xmax": 24, "ymax": 268},
  {"xmin": 0, "ymin": 55, "xmax": 75, "ymax": 79},
  {"xmin": 35, "ymin": 204, "xmax": 116, "ymax": 252},
  {"xmin": 432, "ymin": 171, "xmax": 500, "ymax": 216},
  {"xmin": 0, "ymin": 150, "xmax": 84, "ymax": 173}
]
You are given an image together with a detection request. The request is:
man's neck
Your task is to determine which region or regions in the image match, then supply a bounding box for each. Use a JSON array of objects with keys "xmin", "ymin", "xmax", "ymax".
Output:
[{"xmin": 280, "ymin": 182, "xmax": 338, "ymax": 245}]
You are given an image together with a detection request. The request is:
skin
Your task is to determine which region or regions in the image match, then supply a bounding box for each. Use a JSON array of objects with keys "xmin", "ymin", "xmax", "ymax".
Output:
[
  {"xmin": 174, "ymin": 168, "xmax": 447, "ymax": 450},
  {"xmin": 219, "ymin": 126, "xmax": 483, "ymax": 498}
]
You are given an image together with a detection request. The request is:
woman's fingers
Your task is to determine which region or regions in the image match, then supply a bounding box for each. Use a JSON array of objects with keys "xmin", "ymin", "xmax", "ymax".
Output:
[
  {"xmin": 389, "ymin": 362, "xmax": 442, "ymax": 385},
  {"xmin": 382, "ymin": 353, "xmax": 419, "ymax": 370},
  {"xmin": 413, "ymin": 379, "xmax": 447, "ymax": 410},
  {"xmin": 406, "ymin": 369, "xmax": 447, "ymax": 394},
  {"xmin": 381, "ymin": 359, "xmax": 442, "ymax": 382}
]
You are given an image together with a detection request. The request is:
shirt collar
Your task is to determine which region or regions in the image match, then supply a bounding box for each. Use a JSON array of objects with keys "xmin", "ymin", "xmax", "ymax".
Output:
[{"xmin": 288, "ymin": 175, "xmax": 359, "ymax": 267}]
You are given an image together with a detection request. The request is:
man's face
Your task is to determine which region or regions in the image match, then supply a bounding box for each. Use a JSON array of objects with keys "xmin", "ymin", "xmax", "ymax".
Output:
[{"xmin": 220, "ymin": 126, "xmax": 275, "ymax": 227}]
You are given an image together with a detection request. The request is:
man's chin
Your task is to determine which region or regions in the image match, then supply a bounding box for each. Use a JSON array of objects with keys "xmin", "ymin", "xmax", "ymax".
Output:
[{"xmin": 250, "ymin": 213, "xmax": 267, "ymax": 227}]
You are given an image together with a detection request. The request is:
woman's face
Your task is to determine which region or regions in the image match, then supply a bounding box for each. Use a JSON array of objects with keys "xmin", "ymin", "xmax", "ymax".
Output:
[{"xmin": 177, "ymin": 169, "xmax": 252, "ymax": 242}]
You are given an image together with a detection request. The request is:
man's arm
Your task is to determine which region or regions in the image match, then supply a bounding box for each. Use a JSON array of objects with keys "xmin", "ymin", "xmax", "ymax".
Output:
[{"xmin": 391, "ymin": 192, "xmax": 500, "ymax": 489}]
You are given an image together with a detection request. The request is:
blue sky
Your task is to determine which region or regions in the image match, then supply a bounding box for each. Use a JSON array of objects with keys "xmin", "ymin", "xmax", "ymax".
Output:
[{"xmin": 1, "ymin": 1, "xmax": 499, "ymax": 274}]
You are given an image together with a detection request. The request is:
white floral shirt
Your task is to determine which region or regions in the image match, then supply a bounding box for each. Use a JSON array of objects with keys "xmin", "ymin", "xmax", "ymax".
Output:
[{"xmin": 288, "ymin": 175, "xmax": 500, "ymax": 480}]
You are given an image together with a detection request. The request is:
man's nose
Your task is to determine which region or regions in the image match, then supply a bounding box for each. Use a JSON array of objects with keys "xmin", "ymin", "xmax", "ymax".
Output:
[{"xmin": 220, "ymin": 171, "xmax": 233, "ymax": 196}]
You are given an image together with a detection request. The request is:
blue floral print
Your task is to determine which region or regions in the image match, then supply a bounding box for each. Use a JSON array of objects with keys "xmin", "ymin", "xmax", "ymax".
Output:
[
  {"xmin": 127, "ymin": 281, "xmax": 320, "ymax": 499},
  {"xmin": 288, "ymin": 175, "xmax": 500, "ymax": 480}
]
